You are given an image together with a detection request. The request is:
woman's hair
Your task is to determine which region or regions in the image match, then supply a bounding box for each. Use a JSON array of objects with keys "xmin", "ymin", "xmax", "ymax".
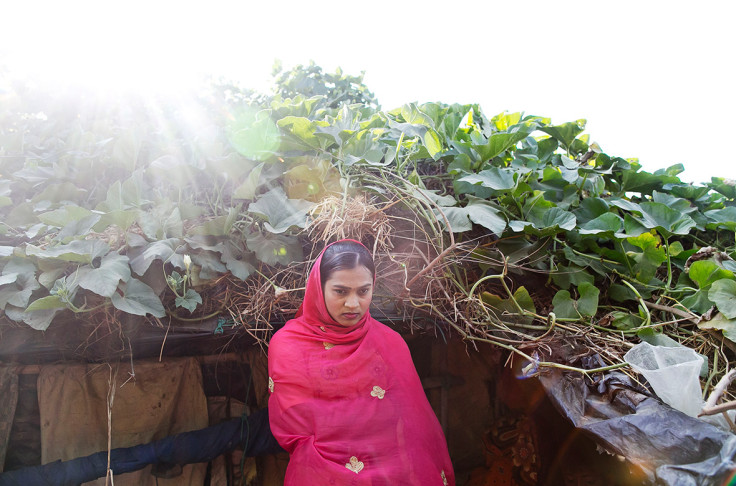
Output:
[{"xmin": 320, "ymin": 240, "xmax": 375, "ymax": 287}]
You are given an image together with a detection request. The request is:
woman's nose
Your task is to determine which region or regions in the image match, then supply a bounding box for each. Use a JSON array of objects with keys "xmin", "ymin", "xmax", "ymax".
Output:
[{"xmin": 345, "ymin": 293, "xmax": 359, "ymax": 307}]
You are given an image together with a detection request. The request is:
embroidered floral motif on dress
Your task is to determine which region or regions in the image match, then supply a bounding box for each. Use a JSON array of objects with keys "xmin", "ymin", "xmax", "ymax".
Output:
[
  {"xmin": 442, "ymin": 470, "xmax": 448, "ymax": 485},
  {"xmin": 268, "ymin": 377, "xmax": 274, "ymax": 393},
  {"xmin": 345, "ymin": 456, "xmax": 364, "ymax": 474},
  {"xmin": 323, "ymin": 342, "xmax": 335, "ymax": 350},
  {"xmin": 370, "ymin": 385, "xmax": 386, "ymax": 399}
]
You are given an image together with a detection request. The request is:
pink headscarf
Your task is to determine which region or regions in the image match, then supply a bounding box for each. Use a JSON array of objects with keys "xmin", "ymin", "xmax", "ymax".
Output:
[{"xmin": 268, "ymin": 240, "xmax": 455, "ymax": 485}]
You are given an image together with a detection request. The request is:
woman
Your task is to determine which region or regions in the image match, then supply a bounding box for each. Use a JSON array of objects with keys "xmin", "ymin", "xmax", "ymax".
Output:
[{"xmin": 268, "ymin": 239, "xmax": 455, "ymax": 485}]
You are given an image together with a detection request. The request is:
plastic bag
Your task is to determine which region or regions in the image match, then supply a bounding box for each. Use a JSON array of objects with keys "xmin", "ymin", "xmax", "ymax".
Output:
[{"xmin": 624, "ymin": 342, "xmax": 704, "ymax": 417}]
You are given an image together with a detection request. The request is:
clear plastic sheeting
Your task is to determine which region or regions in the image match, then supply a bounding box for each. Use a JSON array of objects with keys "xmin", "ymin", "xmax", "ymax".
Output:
[
  {"xmin": 539, "ymin": 368, "xmax": 736, "ymax": 486},
  {"xmin": 624, "ymin": 342, "xmax": 704, "ymax": 417}
]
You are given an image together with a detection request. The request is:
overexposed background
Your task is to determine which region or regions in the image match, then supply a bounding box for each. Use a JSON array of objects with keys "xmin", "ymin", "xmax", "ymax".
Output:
[{"xmin": 1, "ymin": 0, "xmax": 733, "ymax": 183}]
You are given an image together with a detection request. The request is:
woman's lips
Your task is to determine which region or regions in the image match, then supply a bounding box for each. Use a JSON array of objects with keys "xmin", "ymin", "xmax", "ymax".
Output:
[{"xmin": 342, "ymin": 313, "xmax": 359, "ymax": 319}]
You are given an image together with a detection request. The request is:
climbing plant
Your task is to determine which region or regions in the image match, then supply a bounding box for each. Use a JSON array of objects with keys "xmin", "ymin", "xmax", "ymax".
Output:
[{"xmin": 0, "ymin": 65, "xmax": 734, "ymax": 378}]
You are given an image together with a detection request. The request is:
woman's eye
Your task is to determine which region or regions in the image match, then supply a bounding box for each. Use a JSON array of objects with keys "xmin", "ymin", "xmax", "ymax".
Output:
[{"xmin": 359, "ymin": 288, "xmax": 370, "ymax": 295}]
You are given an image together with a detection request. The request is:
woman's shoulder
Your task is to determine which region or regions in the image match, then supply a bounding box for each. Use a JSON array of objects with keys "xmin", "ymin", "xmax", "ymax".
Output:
[
  {"xmin": 370, "ymin": 320, "xmax": 409, "ymax": 345},
  {"xmin": 268, "ymin": 320, "xmax": 304, "ymax": 352}
]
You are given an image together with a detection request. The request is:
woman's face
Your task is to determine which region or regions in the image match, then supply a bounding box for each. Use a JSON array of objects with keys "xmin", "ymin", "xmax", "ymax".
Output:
[{"xmin": 322, "ymin": 265, "xmax": 373, "ymax": 327}]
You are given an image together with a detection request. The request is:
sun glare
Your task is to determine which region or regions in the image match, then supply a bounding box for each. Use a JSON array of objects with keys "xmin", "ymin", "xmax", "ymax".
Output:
[{"xmin": 1, "ymin": 2, "xmax": 236, "ymax": 97}]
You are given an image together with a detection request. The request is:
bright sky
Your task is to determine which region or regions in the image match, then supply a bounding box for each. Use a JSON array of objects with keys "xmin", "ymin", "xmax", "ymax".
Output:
[{"xmin": 1, "ymin": 0, "xmax": 733, "ymax": 184}]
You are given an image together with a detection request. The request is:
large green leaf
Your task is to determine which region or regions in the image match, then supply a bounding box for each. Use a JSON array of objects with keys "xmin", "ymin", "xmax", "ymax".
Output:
[
  {"xmin": 704, "ymin": 207, "xmax": 736, "ymax": 231},
  {"xmin": 4, "ymin": 306, "xmax": 59, "ymax": 331},
  {"xmin": 247, "ymin": 187, "xmax": 313, "ymax": 234},
  {"xmin": 473, "ymin": 122, "xmax": 535, "ymax": 161},
  {"xmin": 228, "ymin": 108, "xmax": 281, "ymax": 159},
  {"xmin": 222, "ymin": 241, "xmax": 255, "ymax": 280},
  {"xmin": 129, "ymin": 238, "xmax": 186, "ymax": 275},
  {"xmin": 233, "ymin": 162, "xmax": 265, "ymax": 200},
  {"xmin": 25, "ymin": 295, "xmax": 66, "ymax": 311},
  {"xmin": 78, "ymin": 253, "xmax": 131, "ymax": 297},
  {"xmin": 277, "ymin": 116, "xmax": 330, "ymax": 151},
  {"xmin": 188, "ymin": 206, "xmax": 241, "ymax": 236},
  {"xmin": 37, "ymin": 205, "xmax": 93, "ymax": 228},
  {"xmin": 688, "ymin": 260, "xmax": 734, "ymax": 289},
  {"xmin": 538, "ymin": 119, "xmax": 586, "ymax": 149},
  {"xmin": 552, "ymin": 283, "xmax": 598, "ymax": 319},
  {"xmin": 552, "ymin": 290, "xmax": 578, "ymax": 319},
  {"xmin": 110, "ymin": 278, "xmax": 165, "ymax": 317},
  {"xmin": 577, "ymin": 282, "xmax": 600, "ymax": 317},
  {"xmin": 709, "ymin": 279, "xmax": 736, "ymax": 319},
  {"xmin": 465, "ymin": 198, "xmax": 507, "ymax": 236},
  {"xmin": 457, "ymin": 168, "xmax": 516, "ymax": 191},
  {"xmin": 579, "ymin": 212, "xmax": 623, "ymax": 235},
  {"xmin": 510, "ymin": 207, "xmax": 576, "ymax": 233},
  {"xmin": 699, "ymin": 312, "xmax": 736, "ymax": 346},
  {"xmin": 0, "ymin": 259, "xmax": 40, "ymax": 308},
  {"xmin": 632, "ymin": 202, "xmax": 696, "ymax": 236},
  {"xmin": 627, "ymin": 232, "xmax": 667, "ymax": 283},
  {"xmin": 26, "ymin": 240, "xmax": 110, "ymax": 264},
  {"xmin": 246, "ymin": 232, "xmax": 303, "ymax": 266}
]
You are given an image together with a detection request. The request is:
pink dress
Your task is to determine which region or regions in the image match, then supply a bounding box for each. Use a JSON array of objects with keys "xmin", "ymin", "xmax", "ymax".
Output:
[{"xmin": 268, "ymin": 241, "xmax": 455, "ymax": 485}]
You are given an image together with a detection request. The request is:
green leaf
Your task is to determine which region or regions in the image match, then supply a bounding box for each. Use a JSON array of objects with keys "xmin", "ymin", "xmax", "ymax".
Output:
[
  {"xmin": 78, "ymin": 253, "xmax": 131, "ymax": 297},
  {"xmin": 228, "ymin": 108, "xmax": 281, "ymax": 159},
  {"xmin": 579, "ymin": 212, "xmax": 623, "ymax": 235},
  {"xmin": 698, "ymin": 312, "xmax": 736, "ymax": 346},
  {"xmin": 37, "ymin": 205, "xmax": 93, "ymax": 228},
  {"xmin": 0, "ymin": 273, "xmax": 19, "ymax": 286},
  {"xmin": 704, "ymin": 207, "xmax": 736, "ymax": 231},
  {"xmin": 26, "ymin": 240, "xmax": 110, "ymax": 264},
  {"xmin": 529, "ymin": 207, "xmax": 577, "ymax": 231},
  {"xmin": 188, "ymin": 206, "xmax": 242, "ymax": 236},
  {"xmin": 0, "ymin": 260, "xmax": 39, "ymax": 309},
  {"xmin": 552, "ymin": 290, "xmax": 579, "ymax": 319},
  {"xmin": 473, "ymin": 123, "xmax": 535, "ymax": 161},
  {"xmin": 4, "ymin": 306, "xmax": 59, "ymax": 331},
  {"xmin": 25, "ymin": 295, "xmax": 66, "ymax": 311},
  {"xmin": 57, "ymin": 213, "xmax": 103, "ymax": 242},
  {"xmin": 457, "ymin": 167, "xmax": 516, "ymax": 191},
  {"xmin": 465, "ymin": 198, "xmax": 507, "ymax": 236},
  {"xmin": 480, "ymin": 286, "xmax": 535, "ymax": 325},
  {"xmin": 708, "ymin": 177, "xmax": 736, "ymax": 199},
  {"xmin": 277, "ymin": 116, "xmax": 328, "ymax": 151},
  {"xmin": 608, "ymin": 311, "xmax": 644, "ymax": 330},
  {"xmin": 688, "ymin": 260, "xmax": 734, "ymax": 289},
  {"xmin": 626, "ymin": 232, "xmax": 667, "ymax": 283},
  {"xmin": 111, "ymin": 278, "xmax": 165, "ymax": 317},
  {"xmin": 551, "ymin": 264, "xmax": 595, "ymax": 289},
  {"xmin": 709, "ymin": 279, "xmax": 736, "ymax": 319},
  {"xmin": 633, "ymin": 202, "xmax": 696, "ymax": 236},
  {"xmin": 247, "ymin": 187, "xmax": 313, "ymax": 234},
  {"xmin": 577, "ymin": 282, "xmax": 600, "ymax": 317},
  {"xmin": 246, "ymin": 232, "xmax": 303, "ymax": 266},
  {"xmin": 422, "ymin": 129, "xmax": 443, "ymax": 159},
  {"xmin": 175, "ymin": 289, "xmax": 202, "ymax": 313},
  {"xmin": 233, "ymin": 162, "xmax": 265, "ymax": 200},
  {"xmin": 191, "ymin": 251, "xmax": 227, "ymax": 280},
  {"xmin": 437, "ymin": 206, "xmax": 472, "ymax": 233},
  {"xmin": 222, "ymin": 241, "xmax": 255, "ymax": 280},
  {"xmin": 129, "ymin": 238, "xmax": 185, "ymax": 276},
  {"xmin": 138, "ymin": 204, "xmax": 183, "ymax": 239},
  {"xmin": 539, "ymin": 119, "xmax": 586, "ymax": 149},
  {"xmin": 621, "ymin": 170, "xmax": 680, "ymax": 194}
]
